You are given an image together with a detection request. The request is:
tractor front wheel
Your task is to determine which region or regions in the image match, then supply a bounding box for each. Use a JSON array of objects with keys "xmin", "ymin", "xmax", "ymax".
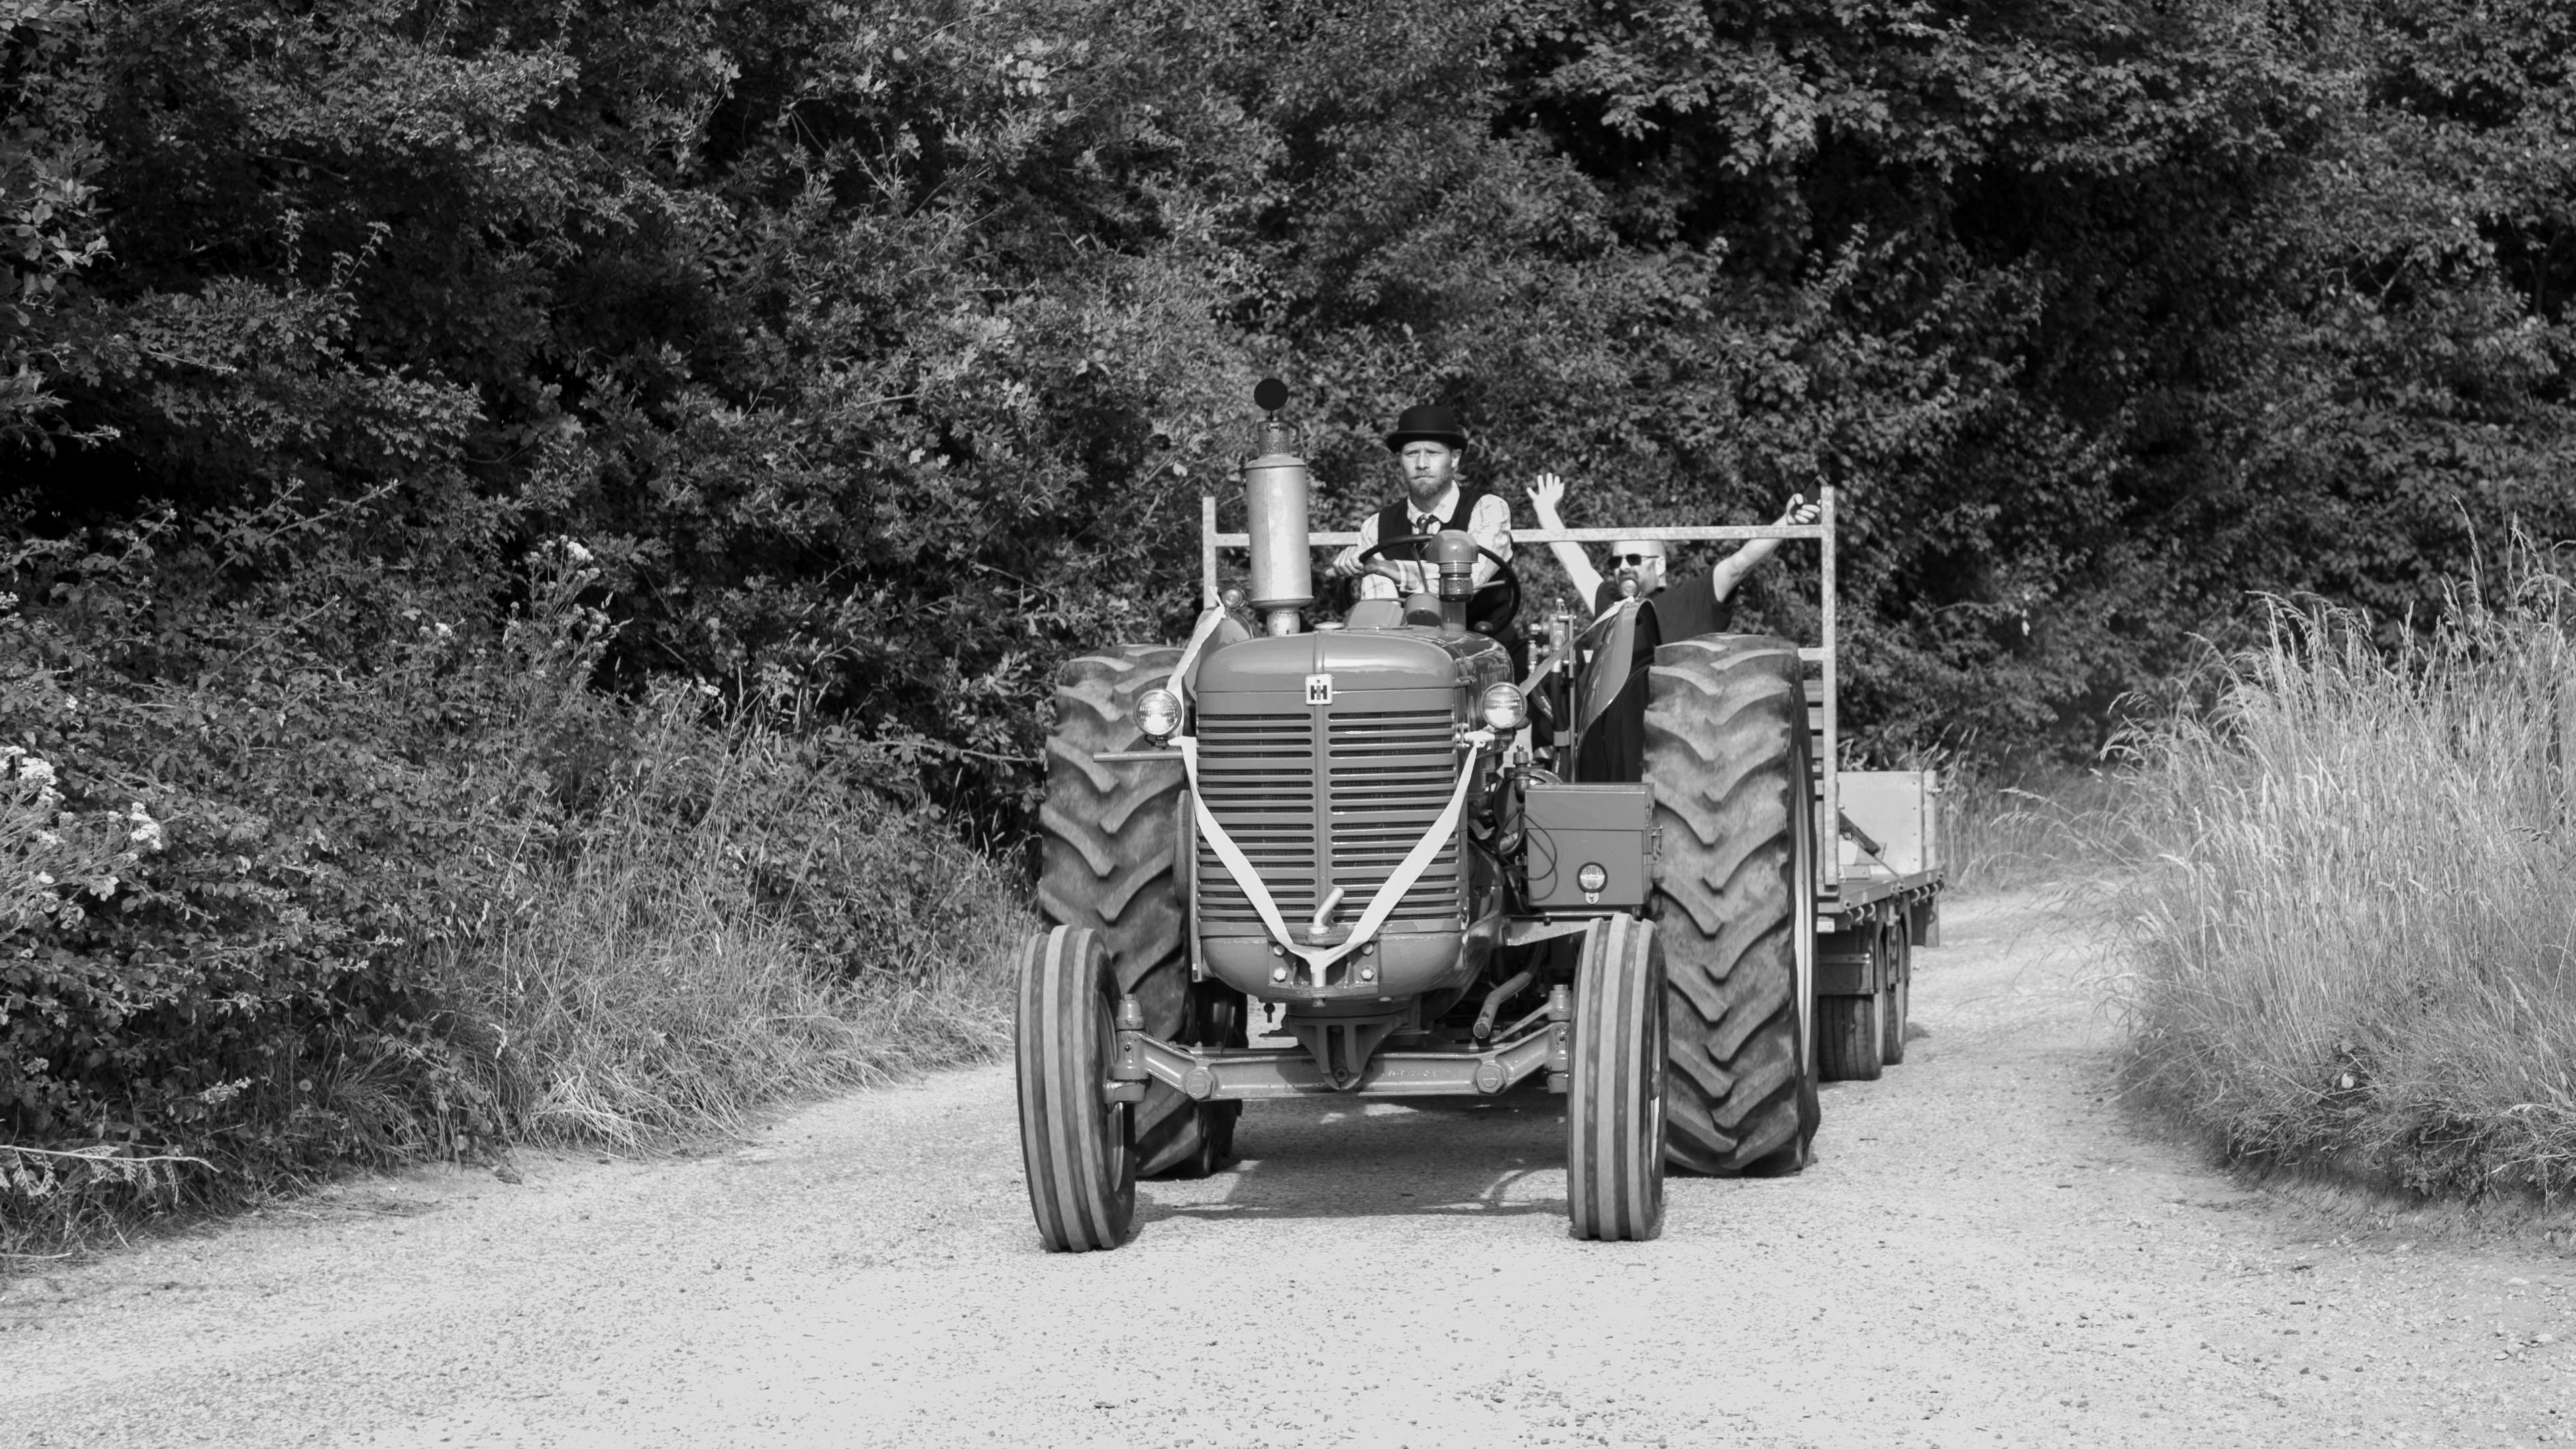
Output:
[
  {"xmin": 1567, "ymin": 914, "xmax": 1668, "ymax": 1241},
  {"xmin": 1016, "ymin": 926, "xmax": 1135, "ymax": 1252}
]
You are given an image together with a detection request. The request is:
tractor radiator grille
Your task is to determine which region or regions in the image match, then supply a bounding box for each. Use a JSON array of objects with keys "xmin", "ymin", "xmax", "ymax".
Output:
[
  {"xmin": 1195, "ymin": 712, "xmax": 1316, "ymax": 924},
  {"xmin": 1195, "ymin": 706, "xmax": 1461, "ymax": 928},
  {"xmin": 1325, "ymin": 709, "xmax": 1460, "ymax": 922}
]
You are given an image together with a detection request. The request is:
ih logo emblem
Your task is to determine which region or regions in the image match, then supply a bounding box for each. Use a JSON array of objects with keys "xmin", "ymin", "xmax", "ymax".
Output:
[{"xmin": 1304, "ymin": 674, "xmax": 1334, "ymax": 706}]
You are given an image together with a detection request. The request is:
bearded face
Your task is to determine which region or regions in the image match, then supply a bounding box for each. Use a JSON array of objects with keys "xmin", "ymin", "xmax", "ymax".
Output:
[
  {"xmin": 1397, "ymin": 441, "xmax": 1460, "ymax": 511},
  {"xmin": 1609, "ymin": 541, "xmax": 1668, "ymax": 596}
]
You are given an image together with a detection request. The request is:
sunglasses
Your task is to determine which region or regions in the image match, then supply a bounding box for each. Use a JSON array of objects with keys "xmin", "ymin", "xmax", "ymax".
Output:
[{"xmin": 1612, "ymin": 553, "xmax": 1665, "ymax": 566}]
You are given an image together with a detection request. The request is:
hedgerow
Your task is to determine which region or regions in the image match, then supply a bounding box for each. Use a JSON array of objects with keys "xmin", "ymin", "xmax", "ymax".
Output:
[{"xmin": 2, "ymin": 507, "xmax": 1022, "ymax": 1248}]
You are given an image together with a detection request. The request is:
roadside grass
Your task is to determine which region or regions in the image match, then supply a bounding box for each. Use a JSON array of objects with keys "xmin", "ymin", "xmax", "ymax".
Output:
[
  {"xmin": 445, "ymin": 696, "xmax": 1024, "ymax": 1150},
  {"xmin": 1937, "ymin": 767, "xmax": 2133, "ymax": 896},
  {"xmin": 2113, "ymin": 551, "xmax": 2576, "ymax": 1201},
  {"xmin": 3, "ymin": 535, "xmax": 1028, "ymax": 1260},
  {"xmin": 2, "ymin": 702, "xmax": 1027, "ymax": 1259}
]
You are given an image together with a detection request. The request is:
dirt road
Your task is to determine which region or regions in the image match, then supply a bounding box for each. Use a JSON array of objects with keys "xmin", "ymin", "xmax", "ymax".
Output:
[{"xmin": 6, "ymin": 891, "xmax": 2572, "ymax": 1447}]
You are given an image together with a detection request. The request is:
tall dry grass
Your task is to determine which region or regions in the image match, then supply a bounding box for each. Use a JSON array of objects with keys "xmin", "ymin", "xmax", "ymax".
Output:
[
  {"xmin": 1937, "ymin": 768, "xmax": 2132, "ymax": 896},
  {"xmin": 438, "ymin": 690, "xmax": 1028, "ymax": 1150},
  {"xmin": 2116, "ymin": 548, "xmax": 2576, "ymax": 1199}
]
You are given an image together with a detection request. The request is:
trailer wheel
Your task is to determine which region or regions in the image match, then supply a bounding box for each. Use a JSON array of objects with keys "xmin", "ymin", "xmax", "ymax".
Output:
[
  {"xmin": 1568, "ymin": 915, "xmax": 1667, "ymax": 1241},
  {"xmin": 1016, "ymin": 926, "xmax": 1135, "ymax": 1252},
  {"xmin": 1038, "ymin": 646, "xmax": 1224, "ymax": 1178},
  {"xmin": 1880, "ymin": 916, "xmax": 1911, "ymax": 1066},
  {"xmin": 1643, "ymin": 636, "xmax": 1821, "ymax": 1174},
  {"xmin": 1817, "ymin": 991, "xmax": 1884, "ymax": 1082}
]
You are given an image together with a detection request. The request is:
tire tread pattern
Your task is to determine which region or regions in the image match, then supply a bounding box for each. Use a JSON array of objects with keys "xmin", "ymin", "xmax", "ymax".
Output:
[
  {"xmin": 1016, "ymin": 927, "xmax": 1135, "ymax": 1251},
  {"xmin": 1643, "ymin": 635, "xmax": 1818, "ymax": 1173},
  {"xmin": 1568, "ymin": 915, "xmax": 1667, "ymax": 1240},
  {"xmin": 1037, "ymin": 647, "xmax": 1216, "ymax": 1177}
]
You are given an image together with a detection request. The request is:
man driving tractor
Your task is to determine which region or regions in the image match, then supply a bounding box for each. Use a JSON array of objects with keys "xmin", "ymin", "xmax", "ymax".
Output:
[{"xmin": 1326, "ymin": 404, "xmax": 1521, "ymax": 661}]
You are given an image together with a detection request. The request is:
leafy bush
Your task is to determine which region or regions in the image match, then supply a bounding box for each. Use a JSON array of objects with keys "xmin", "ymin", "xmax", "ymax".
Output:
[
  {"xmin": 1, "ymin": 508, "xmax": 1024, "ymax": 1250},
  {"xmin": 437, "ymin": 686, "xmax": 1021, "ymax": 1148},
  {"xmin": 2116, "ymin": 548, "xmax": 2576, "ymax": 1200}
]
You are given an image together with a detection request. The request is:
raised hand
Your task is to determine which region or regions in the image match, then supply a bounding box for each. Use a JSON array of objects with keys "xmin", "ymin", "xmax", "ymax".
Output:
[
  {"xmin": 1778, "ymin": 492, "xmax": 1821, "ymax": 527},
  {"xmin": 1527, "ymin": 472, "xmax": 1567, "ymax": 519}
]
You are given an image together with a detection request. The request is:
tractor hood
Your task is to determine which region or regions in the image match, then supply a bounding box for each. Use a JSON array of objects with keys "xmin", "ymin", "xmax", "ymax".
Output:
[
  {"xmin": 1181, "ymin": 625, "xmax": 1510, "ymax": 1006},
  {"xmin": 1193, "ymin": 627, "xmax": 1508, "ymax": 705}
]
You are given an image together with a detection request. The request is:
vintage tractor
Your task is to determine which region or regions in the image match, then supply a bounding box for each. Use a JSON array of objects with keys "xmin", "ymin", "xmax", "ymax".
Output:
[{"xmin": 1019, "ymin": 383, "xmax": 1942, "ymax": 1248}]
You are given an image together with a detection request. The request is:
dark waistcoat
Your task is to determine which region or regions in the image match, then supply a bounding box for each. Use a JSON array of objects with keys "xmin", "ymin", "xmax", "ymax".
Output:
[{"xmin": 1371, "ymin": 484, "xmax": 1518, "ymax": 641}]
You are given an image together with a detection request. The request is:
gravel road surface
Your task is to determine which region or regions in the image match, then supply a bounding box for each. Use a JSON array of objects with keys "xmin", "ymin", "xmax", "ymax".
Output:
[{"xmin": 7, "ymin": 890, "xmax": 2573, "ymax": 1448}]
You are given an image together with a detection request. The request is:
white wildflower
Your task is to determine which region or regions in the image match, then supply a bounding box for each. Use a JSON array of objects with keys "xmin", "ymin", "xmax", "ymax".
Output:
[
  {"xmin": 34, "ymin": 872, "xmax": 54, "ymax": 888},
  {"xmin": 35, "ymin": 830, "xmax": 60, "ymax": 847},
  {"xmin": 127, "ymin": 802, "xmax": 164, "ymax": 851},
  {"xmin": 434, "ymin": 621, "xmax": 453, "ymax": 639}
]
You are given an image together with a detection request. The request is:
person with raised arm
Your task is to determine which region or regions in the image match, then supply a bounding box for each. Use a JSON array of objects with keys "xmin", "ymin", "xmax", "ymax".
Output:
[{"xmin": 1525, "ymin": 473, "xmax": 1819, "ymax": 638}]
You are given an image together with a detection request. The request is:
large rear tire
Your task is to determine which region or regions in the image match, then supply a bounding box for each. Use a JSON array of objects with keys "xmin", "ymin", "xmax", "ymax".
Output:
[
  {"xmin": 1037, "ymin": 646, "xmax": 1226, "ymax": 1178},
  {"xmin": 1016, "ymin": 926, "xmax": 1135, "ymax": 1252},
  {"xmin": 1568, "ymin": 915, "xmax": 1668, "ymax": 1241},
  {"xmin": 1644, "ymin": 635, "xmax": 1821, "ymax": 1175}
]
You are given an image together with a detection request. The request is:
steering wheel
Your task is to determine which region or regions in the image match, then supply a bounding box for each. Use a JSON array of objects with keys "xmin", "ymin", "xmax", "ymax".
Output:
[{"xmin": 1356, "ymin": 533, "xmax": 1523, "ymax": 635}]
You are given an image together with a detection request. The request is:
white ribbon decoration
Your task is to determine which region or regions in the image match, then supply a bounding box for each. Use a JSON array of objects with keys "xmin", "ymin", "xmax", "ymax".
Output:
[
  {"xmin": 1165, "ymin": 604, "xmax": 1227, "ymax": 702},
  {"xmin": 1177, "ymin": 730, "xmax": 1490, "ymax": 983}
]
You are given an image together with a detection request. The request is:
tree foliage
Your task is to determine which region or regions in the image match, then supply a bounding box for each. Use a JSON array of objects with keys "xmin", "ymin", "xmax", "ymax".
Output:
[{"xmin": 7, "ymin": 0, "xmax": 2567, "ymax": 777}]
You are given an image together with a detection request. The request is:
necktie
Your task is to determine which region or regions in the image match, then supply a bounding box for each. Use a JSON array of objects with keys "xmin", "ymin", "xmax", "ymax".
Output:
[{"xmin": 1415, "ymin": 514, "xmax": 1437, "ymax": 535}]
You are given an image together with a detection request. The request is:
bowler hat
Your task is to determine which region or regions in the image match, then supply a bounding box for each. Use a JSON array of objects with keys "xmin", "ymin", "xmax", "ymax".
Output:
[{"xmin": 1383, "ymin": 404, "xmax": 1467, "ymax": 451}]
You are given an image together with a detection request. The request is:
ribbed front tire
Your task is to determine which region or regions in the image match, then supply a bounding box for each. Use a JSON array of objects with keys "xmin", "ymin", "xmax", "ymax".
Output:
[
  {"xmin": 1568, "ymin": 914, "xmax": 1668, "ymax": 1241},
  {"xmin": 1644, "ymin": 635, "xmax": 1821, "ymax": 1175},
  {"xmin": 1016, "ymin": 926, "xmax": 1135, "ymax": 1252}
]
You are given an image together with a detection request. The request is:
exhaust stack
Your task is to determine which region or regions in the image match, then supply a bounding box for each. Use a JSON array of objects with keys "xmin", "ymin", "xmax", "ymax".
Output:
[{"xmin": 1243, "ymin": 379, "xmax": 1312, "ymax": 636}]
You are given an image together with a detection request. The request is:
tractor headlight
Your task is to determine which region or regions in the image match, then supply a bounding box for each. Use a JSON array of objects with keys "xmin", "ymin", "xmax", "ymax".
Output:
[
  {"xmin": 1480, "ymin": 683, "xmax": 1527, "ymax": 731},
  {"xmin": 1135, "ymin": 687, "xmax": 1183, "ymax": 742},
  {"xmin": 1576, "ymin": 863, "xmax": 1609, "ymax": 893}
]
